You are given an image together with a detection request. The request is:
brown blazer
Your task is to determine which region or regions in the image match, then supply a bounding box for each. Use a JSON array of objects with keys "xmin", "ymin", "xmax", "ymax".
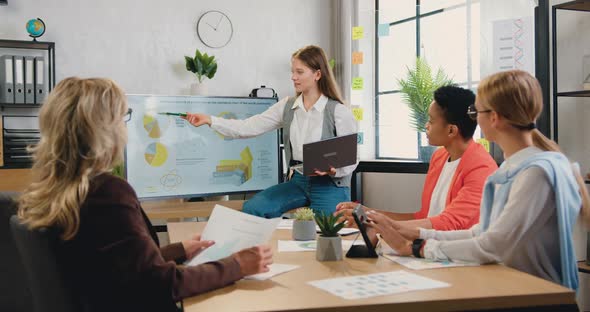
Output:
[{"xmin": 61, "ymin": 174, "xmax": 242, "ymax": 312}]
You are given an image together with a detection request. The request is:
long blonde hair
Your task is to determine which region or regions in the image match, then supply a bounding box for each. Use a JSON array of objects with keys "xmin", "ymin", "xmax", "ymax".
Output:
[
  {"xmin": 292, "ymin": 45, "xmax": 345, "ymax": 104},
  {"xmin": 478, "ymin": 70, "xmax": 590, "ymax": 224},
  {"xmin": 18, "ymin": 77, "xmax": 128, "ymax": 240}
]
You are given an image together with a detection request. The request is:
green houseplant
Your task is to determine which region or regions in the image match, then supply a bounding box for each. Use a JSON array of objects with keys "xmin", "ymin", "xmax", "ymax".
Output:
[
  {"xmin": 314, "ymin": 213, "xmax": 345, "ymax": 261},
  {"xmin": 185, "ymin": 49, "xmax": 217, "ymax": 95},
  {"xmin": 397, "ymin": 57, "xmax": 454, "ymax": 162},
  {"xmin": 292, "ymin": 208, "xmax": 316, "ymax": 241}
]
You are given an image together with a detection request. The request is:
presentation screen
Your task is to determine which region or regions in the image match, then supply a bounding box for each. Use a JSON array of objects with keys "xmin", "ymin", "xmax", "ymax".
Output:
[{"xmin": 125, "ymin": 95, "xmax": 280, "ymax": 199}]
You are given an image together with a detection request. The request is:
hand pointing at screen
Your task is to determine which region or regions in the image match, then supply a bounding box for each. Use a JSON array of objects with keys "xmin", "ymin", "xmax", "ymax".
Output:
[{"xmin": 183, "ymin": 113, "xmax": 212, "ymax": 127}]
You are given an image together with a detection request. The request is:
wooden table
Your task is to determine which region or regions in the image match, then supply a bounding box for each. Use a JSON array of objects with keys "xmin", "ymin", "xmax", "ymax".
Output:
[
  {"xmin": 168, "ymin": 222, "xmax": 576, "ymax": 312},
  {"xmin": 579, "ymin": 260, "xmax": 590, "ymax": 274}
]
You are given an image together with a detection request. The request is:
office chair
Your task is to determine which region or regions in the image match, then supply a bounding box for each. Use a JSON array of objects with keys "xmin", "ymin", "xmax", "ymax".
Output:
[
  {"xmin": 0, "ymin": 192, "xmax": 33, "ymax": 312},
  {"xmin": 10, "ymin": 215, "xmax": 82, "ymax": 312}
]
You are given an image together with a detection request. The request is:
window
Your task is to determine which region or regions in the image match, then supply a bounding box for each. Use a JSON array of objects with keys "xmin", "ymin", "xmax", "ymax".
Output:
[{"xmin": 375, "ymin": 0, "xmax": 481, "ymax": 160}]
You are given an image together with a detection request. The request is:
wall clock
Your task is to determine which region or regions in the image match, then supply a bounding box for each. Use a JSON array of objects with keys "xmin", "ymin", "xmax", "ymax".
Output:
[{"xmin": 196, "ymin": 10, "xmax": 233, "ymax": 48}]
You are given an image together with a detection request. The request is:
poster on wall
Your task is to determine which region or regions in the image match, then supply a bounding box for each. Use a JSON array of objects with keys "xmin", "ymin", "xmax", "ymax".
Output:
[{"xmin": 492, "ymin": 16, "xmax": 535, "ymax": 75}]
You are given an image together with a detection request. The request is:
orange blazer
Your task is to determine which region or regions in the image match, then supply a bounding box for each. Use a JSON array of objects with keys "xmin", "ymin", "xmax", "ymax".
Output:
[{"xmin": 414, "ymin": 140, "xmax": 498, "ymax": 230}]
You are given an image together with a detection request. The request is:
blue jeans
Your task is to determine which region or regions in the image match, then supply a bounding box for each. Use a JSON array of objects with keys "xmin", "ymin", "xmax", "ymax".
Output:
[{"xmin": 242, "ymin": 172, "xmax": 351, "ymax": 218}]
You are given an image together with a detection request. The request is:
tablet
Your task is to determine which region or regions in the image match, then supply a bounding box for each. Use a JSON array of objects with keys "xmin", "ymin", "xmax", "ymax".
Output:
[
  {"xmin": 345, "ymin": 204, "xmax": 379, "ymax": 258},
  {"xmin": 302, "ymin": 133, "xmax": 357, "ymax": 176}
]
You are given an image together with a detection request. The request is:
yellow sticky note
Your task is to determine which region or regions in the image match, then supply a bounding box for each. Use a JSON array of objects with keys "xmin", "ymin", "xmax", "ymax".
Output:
[
  {"xmin": 352, "ymin": 51, "xmax": 364, "ymax": 65},
  {"xmin": 352, "ymin": 26, "xmax": 364, "ymax": 40},
  {"xmin": 352, "ymin": 107, "xmax": 364, "ymax": 121},
  {"xmin": 352, "ymin": 77, "xmax": 364, "ymax": 90},
  {"xmin": 477, "ymin": 138, "xmax": 490, "ymax": 153}
]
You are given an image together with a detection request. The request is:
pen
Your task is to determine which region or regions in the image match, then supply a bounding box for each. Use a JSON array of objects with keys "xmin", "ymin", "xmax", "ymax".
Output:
[{"xmin": 158, "ymin": 112, "xmax": 187, "ymax": 117}]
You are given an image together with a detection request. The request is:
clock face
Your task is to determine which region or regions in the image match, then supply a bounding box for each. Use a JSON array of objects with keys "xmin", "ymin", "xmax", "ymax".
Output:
[{"xmin": 197, "ymin": 11, "xmax": 233, "ymax": 48}]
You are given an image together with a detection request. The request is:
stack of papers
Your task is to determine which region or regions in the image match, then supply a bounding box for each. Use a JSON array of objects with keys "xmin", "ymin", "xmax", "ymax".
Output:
[
  {"xmin": 276, "ymin": 219, "xmax": 359, "ymax": 236},
  {"xmin": 244, "ymin": 264, "xmax": 300, "ymax": 281},
  {"xmin": 382, "ymin": 254, "xmax": 479, "ymax": 270},
  {"xmin": 278, "ymin": 240, "xmax": 364, "ymax": 252}
]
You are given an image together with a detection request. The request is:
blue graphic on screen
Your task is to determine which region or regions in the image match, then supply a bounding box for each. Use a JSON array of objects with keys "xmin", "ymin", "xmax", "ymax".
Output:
[{"xmin": 126, "ymin": 95, "xmax": 279, "ymax": 199}]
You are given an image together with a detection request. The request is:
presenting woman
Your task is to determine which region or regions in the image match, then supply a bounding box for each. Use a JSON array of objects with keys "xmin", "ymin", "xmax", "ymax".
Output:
[{"xmin": 184, "ymin": 45, "xmax": 358, "ymax": 218}]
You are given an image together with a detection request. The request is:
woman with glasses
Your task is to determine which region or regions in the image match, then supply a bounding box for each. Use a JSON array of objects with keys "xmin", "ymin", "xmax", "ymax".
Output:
[
  {"xmin": 364, "ymin": 70, "xmax": 590, "ymax": 290},
  {"xmin": 17, "ymin": 77, "xmax": 273, "ymax": 312}
]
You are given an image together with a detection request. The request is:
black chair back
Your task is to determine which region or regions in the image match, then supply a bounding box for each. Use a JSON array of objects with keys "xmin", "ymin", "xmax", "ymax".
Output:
[
  {"xmin": 0, "ymin": 192, "xmax": 33, "ymax": 312},
  {"xmin": 9, "ymin": 215, "xmax": 81, "ymax": 312}
]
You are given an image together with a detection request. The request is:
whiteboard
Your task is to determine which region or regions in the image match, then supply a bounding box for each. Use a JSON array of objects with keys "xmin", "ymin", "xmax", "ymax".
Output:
[{"xmin": 125, "ymin": 95, "xmax": 280, "ymax": 199}]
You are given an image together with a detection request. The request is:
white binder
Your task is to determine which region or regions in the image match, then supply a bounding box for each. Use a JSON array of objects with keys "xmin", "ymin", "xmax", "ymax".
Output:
[
  {"xmin": 24, "ymin": 57, "xmax": 35, "ymax": 104},
  {"xmin": 34, "ymin": 57, "xmax": 45, "ymax": 104},
  {"xmin": 0, "ymin": 55, "xmax": 14, "ymax": 104},
  {"xmin": 14, "ymin": 56, "xmax": 25, "ymax": 104}
]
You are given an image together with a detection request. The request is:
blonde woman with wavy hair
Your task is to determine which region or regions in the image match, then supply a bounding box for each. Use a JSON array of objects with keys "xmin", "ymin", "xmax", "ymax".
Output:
[
  {"xmin": 17, "ymin": 77, "xmax": 273, "ymax": 312},
  {"xmin": 364, "ymin": 70, "xmax": 589, "ymax": 291}
]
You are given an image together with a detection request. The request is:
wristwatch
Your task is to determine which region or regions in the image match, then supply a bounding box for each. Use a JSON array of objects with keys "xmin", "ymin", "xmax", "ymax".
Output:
[{"xmin": 412, "ymin": 239, "xmax": 425, "ymax": 258}]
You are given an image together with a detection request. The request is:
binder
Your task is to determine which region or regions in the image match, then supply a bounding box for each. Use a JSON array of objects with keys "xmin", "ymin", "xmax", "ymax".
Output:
[
  {"xmin": 0, "ymin": 55, "xmax": 14, "ymax": 104},
  {"xmin": 14, "ymin": 56, "xmax": 25, "ymax": 104},
  {"xmin": 24, "ymin": 57, "xmax": 35, "ymax": 104},
  {"xmin": 34, "ymin": 57, "xmax": 45, "ymax": 104}
]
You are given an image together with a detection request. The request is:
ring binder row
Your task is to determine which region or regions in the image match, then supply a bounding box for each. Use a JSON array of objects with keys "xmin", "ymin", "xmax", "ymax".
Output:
[
  {"xmin": 1, "ymin": 115, "xmax": 39, "ymax": 167},
  {"xmin": 0, "ymin": 54, "xmax": 46, "ymax": 105}
]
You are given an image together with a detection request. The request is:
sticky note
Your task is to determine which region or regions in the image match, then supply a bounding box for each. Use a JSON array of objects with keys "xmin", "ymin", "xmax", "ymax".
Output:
[
  {"xmin": 357, "ymin": 132, "xmax": 364, "ymax": 145},
  {"xmin": 378, "ymin": 23, "xmax": 390, "ymax": 37},
  {"xmin": 329, "ymin": 58, "xmax": 335, "ymax": 69},
  {"xmin": 352, "ymin": 26, "xmax": 364, "ymax": 40},
  {"xmin": 477, "ymin": 138, "xmax": 490, "ymax": 153},
  {"xmin": 352, "ymin": 52, "xmax": 364, "ymax": 65},
  {"xmin": 352, "ymin": 107, "xmax": 364, "ymax": 121},
  {"xmin": 352, "ymin": 77, "xmax": 364, "ymax": 90}
]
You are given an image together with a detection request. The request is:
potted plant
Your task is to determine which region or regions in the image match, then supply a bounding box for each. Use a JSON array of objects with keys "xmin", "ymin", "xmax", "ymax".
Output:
[
  {"xmin": 184, "ymin": 49, "xmax": 218, "ymax": 95},
  {"xmin": 314, "ymin": 213, "xmax": 345, "ymax": 261},
  {"xmin": 292, "ymin": 208, "xmax": 316, "ymax": 241},
  {"xmin": 398, "ymin": 57, "xmax": 454, "ymax": 162}
]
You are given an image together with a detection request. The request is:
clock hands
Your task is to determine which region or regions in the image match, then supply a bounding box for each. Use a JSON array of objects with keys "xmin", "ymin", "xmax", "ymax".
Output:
[
  {"xmin": 206, "ymin": 21, "xmax": 217, "ymax": 31},
  {"xmin": 214, "ymin": 14, "xmax": 224, "ymax": 31},
  {"xmin": 206, "ymin": 15, "xmax": 224, "ymax": 31}
]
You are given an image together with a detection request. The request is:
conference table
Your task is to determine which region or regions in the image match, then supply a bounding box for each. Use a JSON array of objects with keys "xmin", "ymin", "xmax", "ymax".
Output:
[{"xmin": 168, "ymin": 222, "xmax": 576, "ymax": 312}]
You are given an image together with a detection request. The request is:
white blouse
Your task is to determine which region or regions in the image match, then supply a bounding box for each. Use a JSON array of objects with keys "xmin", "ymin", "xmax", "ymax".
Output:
[{"xmin": 210, "ymin": 94, "xmax": 358, "ymax": 178}]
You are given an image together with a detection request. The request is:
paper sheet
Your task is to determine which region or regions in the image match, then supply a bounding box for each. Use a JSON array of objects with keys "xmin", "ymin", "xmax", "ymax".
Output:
[
  {"xmin": 308, "ymin": 270, "xmax": 450, "ymax": 300},
  {"xmin": 186, "ymin": 205, "xmax": 280, "ymax": 266},
  {"xmin": 276, "ymin": 219, "xmax": 359, "ymax": 236},
  {"xmin": 244, "ymin": 264, "xmax": 300, "ymax": 281},
  {"xmin": 382, "ymin": 254, "xmax": 479, "ymax": 270},
  {"xmin": 278, "ymin": 239, "xmax": 364, "ymax": 252}
]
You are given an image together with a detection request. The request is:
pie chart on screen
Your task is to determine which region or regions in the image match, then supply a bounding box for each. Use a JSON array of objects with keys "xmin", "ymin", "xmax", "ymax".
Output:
[
  {"xmin": 144, "ymin": 142, "xmax": 168, "ymax": 167},
  {"xmin": 143, "ymin": 114, "xmax": 168, "ymax": 139}
]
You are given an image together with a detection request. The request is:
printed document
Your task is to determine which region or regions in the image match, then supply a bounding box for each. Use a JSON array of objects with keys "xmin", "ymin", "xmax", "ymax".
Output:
[
  {"xmin": 308, "ymin": 270, "xmax": 449, "ymax": 300},
  {"xmin": 186, "ymin": 205, "xmax": 280, "ymax": 266}
]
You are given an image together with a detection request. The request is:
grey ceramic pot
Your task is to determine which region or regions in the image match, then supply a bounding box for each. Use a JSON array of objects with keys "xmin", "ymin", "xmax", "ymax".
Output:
[
  {"xmin": 316, "ymin": 235, "xmax": 343, "ymax": 261},
  {"xmin": 292, "ymin": 220, "xmax": 316, "ymax": 241}
]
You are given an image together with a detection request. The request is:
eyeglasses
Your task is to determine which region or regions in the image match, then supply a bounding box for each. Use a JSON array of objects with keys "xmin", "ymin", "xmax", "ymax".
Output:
[
  {"xmin": 467, "ymin": 104, "xmax": 492, "ymax": 121},
  {"xmin": 124, "ymin": 108, "xmax": 133, "ymax": 123}
]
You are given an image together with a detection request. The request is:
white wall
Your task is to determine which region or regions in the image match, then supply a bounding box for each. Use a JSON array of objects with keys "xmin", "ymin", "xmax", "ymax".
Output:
[{"xmin": 0, "ymin": 0, "xmax": 333, "ymax": 98}]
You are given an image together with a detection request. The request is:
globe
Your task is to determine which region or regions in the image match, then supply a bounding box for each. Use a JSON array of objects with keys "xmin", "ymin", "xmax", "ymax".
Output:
[{"xmin": 26, "ymin": 18, "xmax": 45, "ymax": 40}]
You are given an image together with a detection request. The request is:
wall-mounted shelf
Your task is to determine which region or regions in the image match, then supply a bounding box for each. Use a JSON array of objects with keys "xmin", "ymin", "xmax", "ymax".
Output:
[
  {"xmin": 1, "ymin": 103, "xmax": 43, "ymax": 108},
  {"xmin": 556, "ymin": 90, "xmax": 590, "ymax": 97},
  {"xmin": 0, "ymin": 39, "xmax": 55, "ymax": 169},
  {"xmin": 554, "ymin": 0, "xmax": 590, "ymax": 11},
  {"xmin": 551, "ymin": 1, "xmax": 590, "ymax": 142}
]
